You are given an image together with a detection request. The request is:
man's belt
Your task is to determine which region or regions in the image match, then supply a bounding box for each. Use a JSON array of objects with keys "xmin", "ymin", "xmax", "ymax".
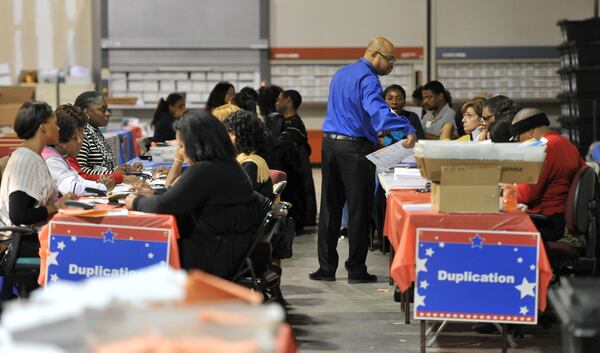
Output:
[{"xmin": 323, "ymin": 133, "xmax": 365, "ymax": 141}]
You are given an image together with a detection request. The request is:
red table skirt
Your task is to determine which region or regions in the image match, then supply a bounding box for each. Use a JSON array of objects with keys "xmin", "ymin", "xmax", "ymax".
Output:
[
  {"xmin": 383, "ymin": 189, "xmax": 552, "ymax": 311},
  {"xmin": 38, "ymin": 210, "xmax": 181, "ymax": 286}
]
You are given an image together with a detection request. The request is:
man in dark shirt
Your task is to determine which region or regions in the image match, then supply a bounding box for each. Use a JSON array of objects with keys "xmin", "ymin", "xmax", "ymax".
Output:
[
  {"xmin": 310, "ymin": 37, "xmax": 416, "ymax": 284},
  {"xmin": 276, "ymin": 89, "xmax": 317, "ymax": 227}
]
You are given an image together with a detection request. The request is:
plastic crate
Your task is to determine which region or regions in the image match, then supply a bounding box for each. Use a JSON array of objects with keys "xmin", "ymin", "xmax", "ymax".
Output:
[
  {"xmin": 558, "ymin": 68, "xmax": 600, "ymax": 94},
  {"xmin": 559, "ymin": 93, "xmax": 600, "ymax": 120},
  {"xmin": 560, "ymin": 42, "xmax": 600, "ymax": 69},
  {"xmin": 558, "ymin": 18, "xmax": 600, "ymax": 44},
  {"xmin": 549, "ymin": 278, "xmax": 600, "ymax": 353}
]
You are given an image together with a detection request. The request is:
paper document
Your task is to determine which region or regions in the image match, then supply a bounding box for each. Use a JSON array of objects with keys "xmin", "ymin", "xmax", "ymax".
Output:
[{"xmin": 366, "ymin": 142, "xmax": 414, "ymax": 171}]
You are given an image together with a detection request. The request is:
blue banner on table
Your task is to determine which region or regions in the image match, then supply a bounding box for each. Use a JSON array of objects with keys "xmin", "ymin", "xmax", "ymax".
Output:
[
  {"xmin": 46, "ymin": 221, "xmax": 171, "ymax": 284},
  {"xmin": 414, "ymin": 228, "xmax": 540, "ymax": 324}
]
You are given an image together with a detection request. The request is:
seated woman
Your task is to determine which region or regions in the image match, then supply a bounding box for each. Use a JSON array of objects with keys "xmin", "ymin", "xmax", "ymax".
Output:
[
  {"xmin": 0, "ymin": 101, "xmax": 75, "ymax": 229},
  {"xmin": 69, "ymin": 91, "xmax": 137, "ymax": 185},
  {"xmin": 511, "ymin": 108, "xmax": 586, "ymax": 243},
  {"xmin": 151, "ymin": 93, "xmax": 186, "ymax": 143},
  {"xmin": 42, "ymin": 104, "xmax": 113, "ymax": 196},
  {"xmin": 457, "ymin": 98, "xmax": 486, "ymax": 141},
  {"xmin": 124, "ymin": 110, "xmax": 264, "ymax": 279},
  {"xmin": 206, "ymin": 81, "xmax": 235, "ymax": 112},
  {"xmin": 223, "ymin": 110, "xmax": 273, "ymax": 198}
]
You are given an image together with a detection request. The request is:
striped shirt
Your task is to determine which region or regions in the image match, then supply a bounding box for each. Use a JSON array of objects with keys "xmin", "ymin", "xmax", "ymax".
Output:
[
  {"xmin": 0, "ymin": 147, "xmax": 56, "ymax": 226},
  {"xmin": 76, "ymin": 124, "xmax": 117, "ymax": 175}
]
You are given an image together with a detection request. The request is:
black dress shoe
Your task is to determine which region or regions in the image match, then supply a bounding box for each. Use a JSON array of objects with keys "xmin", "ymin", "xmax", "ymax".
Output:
[
  {"xmin": 309, "ymin": 269, "xmax": 336, "ymax": 281},
  {"xmin": 348, "ymin": 272, "xmax": 378, "ymax": 284}
]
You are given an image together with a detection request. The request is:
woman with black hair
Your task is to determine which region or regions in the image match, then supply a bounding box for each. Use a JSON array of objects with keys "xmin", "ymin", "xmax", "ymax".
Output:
[
  {"xmin": 125, "ymin": 110, "xmax": 264, "ymax": 279},
  {"xmin": 223, "ymin": 110, "xmax": 273, "ymax": 197},
  {"xmin": 70, "ymin": 91, "xmax": 137, "ymax": 185},
  {"xmin": 152, "ymin": 93, "xmax": 186, "ymax": 143},
  {"xmin": 0, "ymin": 101, "xmax": 76, "ymax": 227},
  {"xmin": 42, "ymin": 104, "xmax": 112, "ymax": 196},
  {"xmin": 231, "ymin": 91, "xmax": 257, "ymax": 114},
  {"xmin": 206, "ymin": 81, "xmax": 235, "ymax": 112}
]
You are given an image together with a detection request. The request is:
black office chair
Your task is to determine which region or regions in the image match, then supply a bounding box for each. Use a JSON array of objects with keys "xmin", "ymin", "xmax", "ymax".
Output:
[
  {"xmin": 263, "ymin": 181, "xmax": 287, "ymax": 215},
  {"xmin": 0, "ymin": 226, "xmax": 40, "ymax": 299},
  {"xmin": 233, "ymin": 202, "xmax": 290, "ymax": 303},
  {"xmin": 542, "ymin": 166, "xmax": 600, "ymax": 275}
]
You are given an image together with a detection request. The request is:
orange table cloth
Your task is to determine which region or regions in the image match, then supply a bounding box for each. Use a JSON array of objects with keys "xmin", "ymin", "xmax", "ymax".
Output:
[
  {"xmin": 0, "ymin": 133, "xmax": 22, "ymax": 157},
  {"xmin": 38, "ymin": 210, "xmax": 181, "ymax": 286},
  {"xmin": 383, "ymin": 189, "xmax": 552, "ymax": 311}
]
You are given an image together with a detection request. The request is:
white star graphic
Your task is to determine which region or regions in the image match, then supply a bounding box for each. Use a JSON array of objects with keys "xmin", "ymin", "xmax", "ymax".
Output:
[
  {"xmin": 515, "ymin": 277, "xmax": 536, "ymax": 299},
  {"xmin": 530, "ymin": 264, "xmax": 536, "ymax": 271},
  {"xmin": 57, "ymin": 241, "xmax": 66, "ymax": 251},
  {"xmin": 148, "ymin": 253, "xmax": 154, "ymax": 259},
  {"xmin": 50, "ymin": 273, "xmax": 59, "ymax": 282},
  {"xmin": 47, "ymin": 251, "xmax": 59, "ymax": 266},
  {"xmin": 416, "ymin": 258, "xmax": 428, "ymax": 273},
  {"xmin": 145, "ymin": 243, "xmax": 149, "ymax": 248},
  {"xmin": 159, "ymin": 260, "xmax": 166, "ymax": 266},
  {"xmin": 71, "ymin": 236, "xmax": 77, "ymax": 242},
  {"xmin": 517, "ymin": 257, "xmax": 523, "ymax": 263},
  {"xmin": 414, "ymin": 291, "xmax": 426, "ymax": 308},
  {"xmin": 519, "ymin": 306, "xmax": 529, "ymax": 315},
  {"xmin": 420, "ymin": 280, "xmax": 429, "ymax": 289},
  {"xmin": 425, "ymin": 248, "xmax": 435, "ymax": 257},
  {"xmin": 514, "ymin": 247, "xmax": 519, "ymax": 252},
  {"xmin": 439, "ymin": 242, "xmax": 445, "ymax": 248}
]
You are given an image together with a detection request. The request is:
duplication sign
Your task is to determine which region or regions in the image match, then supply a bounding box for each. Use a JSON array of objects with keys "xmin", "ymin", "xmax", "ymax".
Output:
[
  {"xmin": 45, "ymin": 221, "xmax": 171, "ymax": 284},
  {"xmin": 414, "ymin": 228, "xmax": 540, "ymax": 324}
]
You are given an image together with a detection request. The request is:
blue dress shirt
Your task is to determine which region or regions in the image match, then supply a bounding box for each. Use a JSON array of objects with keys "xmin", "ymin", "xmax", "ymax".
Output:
[{"xmin": 322, "ymin": 58, "xmax": 415, "ymax": 144}]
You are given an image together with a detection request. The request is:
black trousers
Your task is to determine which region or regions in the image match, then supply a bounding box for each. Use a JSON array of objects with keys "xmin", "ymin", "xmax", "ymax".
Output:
[{"xmin": 317, "ymin": 137, "xmax": 375, "ymax": 276}]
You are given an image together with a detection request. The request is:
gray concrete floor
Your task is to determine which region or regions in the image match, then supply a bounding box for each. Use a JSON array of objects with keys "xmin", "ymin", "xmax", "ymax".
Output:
[{"xmin": 278, "ymin": 168, "xmax": 562, "ymax": 353}]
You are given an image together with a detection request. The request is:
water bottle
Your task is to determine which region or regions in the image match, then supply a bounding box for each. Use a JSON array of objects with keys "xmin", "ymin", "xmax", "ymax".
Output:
[{"xmin": 502, "ymin": 183, "xmax": 518, "ymax": 213}]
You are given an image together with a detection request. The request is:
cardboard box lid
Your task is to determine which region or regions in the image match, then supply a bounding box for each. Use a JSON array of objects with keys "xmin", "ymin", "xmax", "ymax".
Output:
[
  {"xmin": 0, "ymin": 86, "xmax": 35, "ymax": 104},
  {"xmin": 440, "ymin": 165, "xmax": 501, "ymax": 185},
  {"xmin": 415, "ymin": 156, "xmax": 544, "ymax": 184}
]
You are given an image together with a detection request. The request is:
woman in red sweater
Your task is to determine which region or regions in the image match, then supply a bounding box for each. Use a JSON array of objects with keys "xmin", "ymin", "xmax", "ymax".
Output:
[{"xmin": 511, "ymin": 108, "xmax": 586, "ymax": 242}]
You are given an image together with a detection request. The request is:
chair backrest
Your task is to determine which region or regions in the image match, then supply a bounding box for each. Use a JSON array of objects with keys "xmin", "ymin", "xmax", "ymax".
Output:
[
  {"xmin": 0, "ymin": 226, "xmax": 37, "ymax": 274},
  {"xmin": 272, "ymin": 181, "xmax": 287, "ymax": 200},
  {"xmin": 269, "ymin": 169, "xmax": 287, "ymax": 185},
  {"xmin": 262, "ymin": 181, "xmax": 287, "ymax": 215},
  {"xmin": 566, "ymin": 166, "xmax": 599, "ymax": 235},
  {"xmin": 233, "ymin": 204, "xmax": 288, "ymax": 281}
]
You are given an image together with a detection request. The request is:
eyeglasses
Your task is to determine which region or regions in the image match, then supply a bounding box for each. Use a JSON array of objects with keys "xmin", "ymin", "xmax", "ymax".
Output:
[
  {"xmin": 479, "ymin": 114, "xmax": 494, "ymax": 122},
  {"xmin": 375, "ymin": 51, "xmax": 396, "ymax": 64}
]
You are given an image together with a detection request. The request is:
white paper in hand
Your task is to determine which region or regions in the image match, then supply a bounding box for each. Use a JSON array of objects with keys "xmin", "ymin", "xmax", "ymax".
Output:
[{"xmin": 366, "ymin": 141, "xmax": 414, "ymax": 171}]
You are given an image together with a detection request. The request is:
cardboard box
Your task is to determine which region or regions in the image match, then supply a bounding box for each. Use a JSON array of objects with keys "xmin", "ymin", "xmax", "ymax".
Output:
[
  {"xmin": 415, "ymin": 156, "xmax": 544, "ymax": 184},
  {"xmin": 431, "ymin": 165, "xmax": 502, "ymax": 213},
  {"xmin": 58, "ymin": 83, "xmax": 95, "ymax": 105},
  {"xmin": 0, "ymin": 86, "xmax": 35, "ymax": 126}
]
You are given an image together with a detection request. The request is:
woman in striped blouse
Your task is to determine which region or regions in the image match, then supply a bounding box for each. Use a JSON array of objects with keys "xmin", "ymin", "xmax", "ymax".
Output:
[{"xmin": 69, "ymin": 91, "xmax": 137, "ymax": 185}]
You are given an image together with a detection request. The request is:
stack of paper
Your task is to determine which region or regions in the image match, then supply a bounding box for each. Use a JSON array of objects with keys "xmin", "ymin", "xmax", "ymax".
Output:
[{"xmin": 378, "ymin": 171, "xmax": 428, "ymax": 193}]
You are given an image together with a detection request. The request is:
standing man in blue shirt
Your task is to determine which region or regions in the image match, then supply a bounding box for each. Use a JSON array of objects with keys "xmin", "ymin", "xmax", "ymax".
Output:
[{"xmin": 310, "ymin": 37, "xmax": 416, "ymax": 283}]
